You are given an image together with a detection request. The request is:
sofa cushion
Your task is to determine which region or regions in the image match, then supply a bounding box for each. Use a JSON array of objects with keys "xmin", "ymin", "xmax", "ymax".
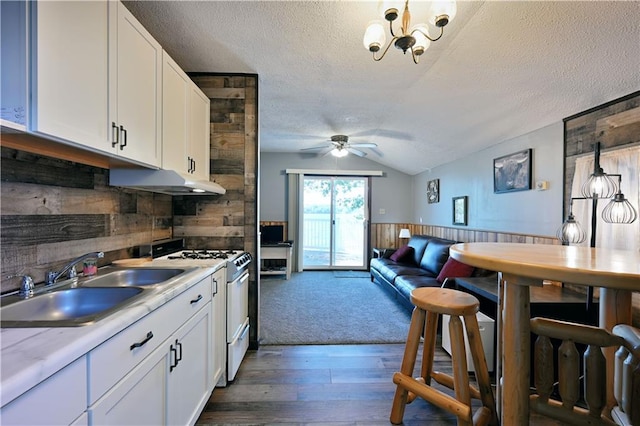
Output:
[
  {"xmin": 371, "ymin": 258, "xmax": 430, "ymax": 283},
  {"xmin": 395, "ymin": 275, "xmax": 442, "ymax": 301},
  {"xmin": 407, "ymin": 235, "xmax": 431, "ymax": 265},
  {"xmin": 436, "ymin": 257, "xmax": 475, "ymax": 283},
  {"xmin": 419, "ymin": 238, "xmax": 455, "ymax": 275},
  {"xmin": 390, "ymin": 245, "xmax": 414, "ymax": 262}
]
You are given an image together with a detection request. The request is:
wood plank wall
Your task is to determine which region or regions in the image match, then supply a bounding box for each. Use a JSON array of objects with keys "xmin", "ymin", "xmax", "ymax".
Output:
[
  {"xmin": 177, "ymin": 74, "xmax": 259, "ymax": 348},
  {"xmin": 0, "ymin": 147, "xmax": 172, "ymax": 293}
]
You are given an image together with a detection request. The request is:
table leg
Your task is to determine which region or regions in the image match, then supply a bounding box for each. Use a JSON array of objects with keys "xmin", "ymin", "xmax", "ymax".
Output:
[
  {"xmin": 599, "ymin": 287, "xmax": 632, "ymax": 410},
  {"xmin": 502, "ymin": 274, "xmax": 531, "ymax": 425}
]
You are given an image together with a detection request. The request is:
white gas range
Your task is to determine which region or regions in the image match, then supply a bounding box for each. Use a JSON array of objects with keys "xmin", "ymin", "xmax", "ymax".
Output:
[{"xmin": 141, "ymin": 240, "xmax": 252, "ymax": 385}]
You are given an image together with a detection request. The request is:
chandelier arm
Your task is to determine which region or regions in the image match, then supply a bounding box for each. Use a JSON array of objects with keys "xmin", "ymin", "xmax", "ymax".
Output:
[
  {"xmin": 410, "ymin": 46, "xmax": 420, "ymax": 64},
  {"xmin": 389, "ymin": 19, "xmax": 397, "ymax": 38},
  {"xmin": 373, "ymin": 36, "xmax": 400, "ymax": 61},
  {"xmin": 412, "ymin": 26, "xmax": 444, "ymax": 42}
]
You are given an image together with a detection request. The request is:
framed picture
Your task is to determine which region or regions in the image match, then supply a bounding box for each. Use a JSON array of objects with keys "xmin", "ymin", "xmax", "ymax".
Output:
[
  {"xmin": 427, "ymin": 179, "xmax": 439, "ymax": 204},
  {"xmin": 452, "ymin": 196, "xmax": 468, "ymax": 226},
  {"xmin": 493, "ymin": 148, "xmax": 532, "ymax": 193}
]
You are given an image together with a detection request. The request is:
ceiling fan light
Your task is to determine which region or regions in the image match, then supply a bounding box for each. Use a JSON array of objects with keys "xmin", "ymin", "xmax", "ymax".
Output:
[
  {"xmin": 411, "ymin": 24, "xmax": 431, "ymax": 55},
  {"xmin": 331, "ymin": 148, "xmax": 348, "ymax": 158},
  {"xmin": 430, "ymin": 0, "xmax": 456, "ymax": 27},
  {"xmin": 363, "ymin": 21, "xmax": 386, "ymax": 52}
]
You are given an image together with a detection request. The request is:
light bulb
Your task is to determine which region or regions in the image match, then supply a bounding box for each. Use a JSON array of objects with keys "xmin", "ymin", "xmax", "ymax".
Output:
[
  {"xmin": 430, "ymin": 0, "xmax": 457, "ymax": 27},
  {"xmin": 363, "ymin": 21, "xmax": 386, "ymax": 52},
  {"xmin": 331, "ymin": 148, "xmax": 348, "ymax": 158},
  {"xmin": 411, "ymin": 24, "xmax": 431, "ymax": 56},
  {"xmin": 556, "ymin": 214, "xmax": 587, "ymax": 244}
]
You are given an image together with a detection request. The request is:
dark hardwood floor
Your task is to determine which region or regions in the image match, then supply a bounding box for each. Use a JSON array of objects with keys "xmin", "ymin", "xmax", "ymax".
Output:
[{"xmin": 195, "ymin": 343, "xmax": 562, "ymax": 425}]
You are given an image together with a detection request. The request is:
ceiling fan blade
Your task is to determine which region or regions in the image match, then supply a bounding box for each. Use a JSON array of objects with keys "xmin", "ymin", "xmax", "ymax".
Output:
[
  {"xmin": 347, "ymin": 147, "xmax": 367, "ymax": 157},
  {"xmin": 319, "ymin": 146, "xmax": 335, "ymax": 156},
  {"xmin": 301, "ymin": 144, "xmax": 331, "ymax": 151},
  {"xmin": 348, "ymin": 142, "xmax": 377, "ymax": 148}
]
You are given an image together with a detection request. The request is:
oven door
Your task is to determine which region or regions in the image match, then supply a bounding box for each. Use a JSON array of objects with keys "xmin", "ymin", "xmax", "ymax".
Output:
[{"xmin": 227, "ymin": 272, "xmax": 249, "ymax": 341}]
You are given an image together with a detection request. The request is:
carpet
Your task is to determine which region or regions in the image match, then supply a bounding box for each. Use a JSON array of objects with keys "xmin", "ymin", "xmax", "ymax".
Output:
[{"xmin": 260, "ymin": 271, "xmax": 412, "ymax": 345}]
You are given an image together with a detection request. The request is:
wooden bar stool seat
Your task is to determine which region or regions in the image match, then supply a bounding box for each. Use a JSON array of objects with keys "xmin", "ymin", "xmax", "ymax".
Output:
[{"xmin": 390, "ymin": 287, "xmax": 498, "ymax": 426}]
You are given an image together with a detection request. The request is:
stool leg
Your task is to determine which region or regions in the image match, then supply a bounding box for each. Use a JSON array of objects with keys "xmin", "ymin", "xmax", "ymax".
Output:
[
  {"xmin": 421, "ymin": 310, "xmax": 439, "ymax": 385},
  {"xmin": 390, "ymin": 307, "xmax": 426, "ymax": 424},
  {"xmin": 464, "ymin": 313, "xmax": 499, "ymax": 426},
  {"xmin": 449, "ymin": 315, "xmax": 473, "ymax": 426}
]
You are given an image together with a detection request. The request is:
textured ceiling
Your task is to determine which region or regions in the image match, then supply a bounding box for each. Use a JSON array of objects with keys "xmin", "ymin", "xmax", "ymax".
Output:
[{"xmin": 123, "ymin": 1, "xmax": 640, "ymax": 175}]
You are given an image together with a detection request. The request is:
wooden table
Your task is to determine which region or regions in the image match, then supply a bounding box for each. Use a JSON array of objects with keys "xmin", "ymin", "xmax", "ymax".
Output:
[{"xmin": 449, "ymin": 242, "xmax": 640, "ymax": 425}]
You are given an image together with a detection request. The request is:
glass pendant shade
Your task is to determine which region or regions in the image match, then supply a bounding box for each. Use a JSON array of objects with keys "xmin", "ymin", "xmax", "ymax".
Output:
[
  {"xmin": 363, "ymin": 21, "xmax": 386, "ymax": 51},
  {"xmin": 581, "ymin": 171, "xmax": 618, "ymax": 199},
  {"xmin": 557, "ymin": 214, "xmax": 587, "ymax": 244},
  {"xmin": 411, "ymin": 24, "xmax": 431, "ymax": 55},
  {"xmin": 379, "ymin": 0, "xmax": 402, "ymax": 19},
  {"xmin": 430, "ymin": 0, "xmax": 457, "ymax": 26},
  {"xmin": 602, "ymin": 192, "xmax": 638, "ymax": 224}
]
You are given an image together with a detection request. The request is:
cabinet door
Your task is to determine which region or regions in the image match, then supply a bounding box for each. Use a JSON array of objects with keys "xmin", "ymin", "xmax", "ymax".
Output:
[
  {"xmin": 89, "ymin": 342, "xmax": 169, "ymax": 426},
  {"xmin": 212, "ymin": 267, "xmax": 227, "ymax": 386},
  {"xmin": 189, "ymin": 83, "xmax": 211, "ymax": 181},
  {"xmin": 111, "ymin": 2, "xmax": 162, "ymax": 167},
  {"xmin": 31, "ymin": 1, "xmax": 109, "ymax": 149},
  {"xmin": 0, "ymin": 356, "xmax": 87, "ymax": 426},
  {"xmin": 1, "ymin": 0, "xmax": 27, "ymax": 129},
  {"xmin": 162, "ymin": 51, "xmax": 189, "ymax": 174},
  {"xmin": 167, "ymin": 303, "xmax": 212, "ymax": 426}
]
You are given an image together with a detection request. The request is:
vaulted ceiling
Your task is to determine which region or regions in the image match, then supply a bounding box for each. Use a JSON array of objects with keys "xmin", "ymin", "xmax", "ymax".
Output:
[{"xmin": 123, "ymin": 1, "xmax": 640, "ymax": 175}]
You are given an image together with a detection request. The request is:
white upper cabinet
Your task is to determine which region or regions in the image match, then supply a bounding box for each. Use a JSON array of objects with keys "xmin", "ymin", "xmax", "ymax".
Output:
[
  {"xmin": 109, "ymin": 2, "xmax": 162, "ymax": 167},
  {"xmin": 29, "ymin": 1, "xmax": 161, "ymax": 168},
  {"xmin": 189, "ymin": 82, "xmax": 211, "ymax": 181},
  {"xmin": 162, "ymin": 51, "xmax": 210, "ymax": 181},
  {"xmin": 1, "ymin": 0, "xmax": 28, "ymax": 130},
  {"xmin": 30, "ymin": 1, "xmax": 109, "ymax": 147},
  {"xmin": 162, "ymin": 52, "xmax": 190, "ymax": 174}
]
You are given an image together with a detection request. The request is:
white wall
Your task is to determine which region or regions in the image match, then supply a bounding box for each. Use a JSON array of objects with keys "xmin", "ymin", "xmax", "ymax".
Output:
[
  {"xmin": 260, "ymin": 152, "xmax": 413, "ymax": 223},
  {"xmin": 412, "ymin": 122, "xmax": 564, "ymax": 237}
]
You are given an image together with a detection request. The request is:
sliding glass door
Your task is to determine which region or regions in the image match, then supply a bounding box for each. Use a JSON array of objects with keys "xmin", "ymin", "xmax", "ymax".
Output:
[{"xmin": 302, "ymin": 176, "xmax": 369, "ymax": 269}]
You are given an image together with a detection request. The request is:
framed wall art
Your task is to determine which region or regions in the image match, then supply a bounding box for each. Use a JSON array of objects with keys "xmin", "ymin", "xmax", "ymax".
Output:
[
  {"xmin": 427, "ymin": 178, "xmax": 439, "ymax": 204},
  {"xmin": 452, "ymin": 196, "xmax": 468, "ymax": 226},
  {"xmin": 493, "ymin": 148, "xmax": 532, "ymax": 193}
]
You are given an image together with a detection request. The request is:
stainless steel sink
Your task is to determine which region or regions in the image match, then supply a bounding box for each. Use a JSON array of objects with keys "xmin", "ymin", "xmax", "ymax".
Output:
[
  {"xmin": 0, "ymin": 287, "xmax": 146, "ymax": 327},
  {"xmin": 80, "ymin": 268, "xmax": 187, "ymax": 287}
]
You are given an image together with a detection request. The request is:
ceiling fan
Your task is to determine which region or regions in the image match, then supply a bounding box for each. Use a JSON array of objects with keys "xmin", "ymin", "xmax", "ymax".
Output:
[{"xmin": 301, "ymin": 135, "xmax": 378, "ymax": 158}]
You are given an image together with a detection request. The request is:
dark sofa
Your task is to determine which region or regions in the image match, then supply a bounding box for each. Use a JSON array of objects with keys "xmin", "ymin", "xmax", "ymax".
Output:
[{"xmin": 370, "ymin": 235, "xmax": 469, "ymax": 311}]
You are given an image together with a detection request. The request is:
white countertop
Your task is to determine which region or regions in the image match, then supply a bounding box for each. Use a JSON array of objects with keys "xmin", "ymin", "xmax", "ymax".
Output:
[{"xmin": 0, "ymin": 263, "xmax": 224, "ymax": 407}]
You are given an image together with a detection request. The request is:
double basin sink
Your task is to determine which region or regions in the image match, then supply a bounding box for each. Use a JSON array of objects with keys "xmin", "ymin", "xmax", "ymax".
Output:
[{"xmin": 0, "ymin": 267, "xmax": 195, "ymax": 327}]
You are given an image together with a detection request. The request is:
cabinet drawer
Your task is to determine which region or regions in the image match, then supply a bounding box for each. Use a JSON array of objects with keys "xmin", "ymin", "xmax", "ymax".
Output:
[{"xmin": 88, "ymin": 277, "xmax": 211, "ymax": 403}]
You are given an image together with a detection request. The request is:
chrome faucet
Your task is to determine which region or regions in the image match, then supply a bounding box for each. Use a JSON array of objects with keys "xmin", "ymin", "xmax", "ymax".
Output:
[{"xmin": 45, "ymin": 251, "xmax": 105, "ymax": 285}]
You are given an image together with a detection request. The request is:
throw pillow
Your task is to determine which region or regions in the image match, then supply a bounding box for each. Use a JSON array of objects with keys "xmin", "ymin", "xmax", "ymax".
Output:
[
  {"xmin": 436, "ymin": 257, "xmax": 474, "ymax": 283},
  {"xmin": 390, "ymin": 245, "xmax": 414, "ymax": 263}
]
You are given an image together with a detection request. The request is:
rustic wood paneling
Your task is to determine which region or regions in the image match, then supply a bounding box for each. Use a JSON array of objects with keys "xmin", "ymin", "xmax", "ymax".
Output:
[
  {"xmin": 185, "ymin": 74, "xmax": 259, "ymax": 348},
  {"xmin": 0, "ymin": 147, "xmax": 172, "ymax": 293},
  {"xmin": 563, "ymin": 92, "xmax": 640, "ymax": 217}
]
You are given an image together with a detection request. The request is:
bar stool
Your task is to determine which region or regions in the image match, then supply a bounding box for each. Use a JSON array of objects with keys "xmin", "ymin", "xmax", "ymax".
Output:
[{"xmin": 390, "ymin": 287, "xmax": 498, "ymax": 426}]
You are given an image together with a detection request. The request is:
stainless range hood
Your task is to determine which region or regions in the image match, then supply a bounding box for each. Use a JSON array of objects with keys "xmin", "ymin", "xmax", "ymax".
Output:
[{"xmin": 109, "ymin": 169, "xmax": 226, "ymax": 195}]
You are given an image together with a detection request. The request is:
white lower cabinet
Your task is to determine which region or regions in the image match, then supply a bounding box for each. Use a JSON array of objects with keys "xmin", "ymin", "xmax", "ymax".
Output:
[
  {"xmin": 88, "ymin": 277, "xmax": 213, "ymax": 426},
  {"xmin": 0, "ymin": 356, "xmax": 87, "ymax": 426},
  {"xmin": 212, "ymin": 267, "xmax": 226, "ymax": 386},
  {"xmin": 167, "ymin": 304, "xmax": 212, "ymax": 426}
]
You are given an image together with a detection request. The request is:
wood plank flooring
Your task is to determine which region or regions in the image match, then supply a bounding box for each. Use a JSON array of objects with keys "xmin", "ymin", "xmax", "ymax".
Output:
[{"xmin": 195, "ymin": 343, "xmax": 562, "ymax": 425}]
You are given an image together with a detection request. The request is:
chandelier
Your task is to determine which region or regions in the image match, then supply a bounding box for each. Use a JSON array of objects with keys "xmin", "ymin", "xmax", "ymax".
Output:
[{"xmin": 363, "ymin": 0, "xmax": 457, "ymax": 64}]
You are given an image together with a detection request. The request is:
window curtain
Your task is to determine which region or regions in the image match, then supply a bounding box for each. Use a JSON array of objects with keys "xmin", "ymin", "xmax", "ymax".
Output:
[
  {"xmin": 287, "ymin": 173, "xmax": 304, "ymax": 272},
  {"xmin": 571, "ymin": 145, "xmax": 640, "ymax": 251}
]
